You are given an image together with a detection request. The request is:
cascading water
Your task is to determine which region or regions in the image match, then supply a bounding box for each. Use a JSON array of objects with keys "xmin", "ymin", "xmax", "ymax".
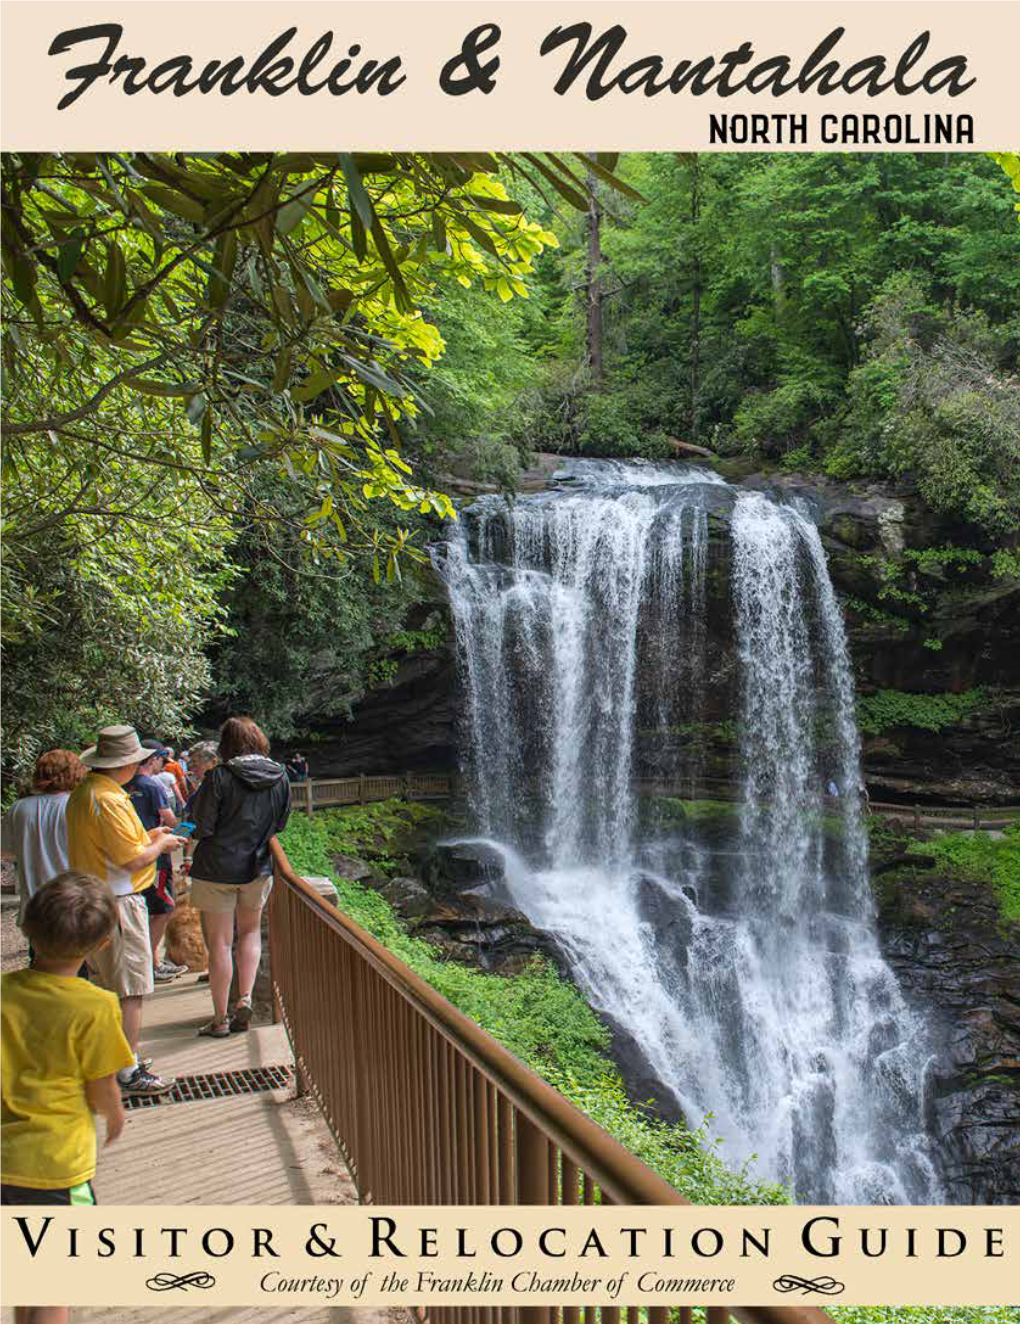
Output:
[{"xmin": 437, "ymin": 459, "xmax": 942, "ymax": 1203}]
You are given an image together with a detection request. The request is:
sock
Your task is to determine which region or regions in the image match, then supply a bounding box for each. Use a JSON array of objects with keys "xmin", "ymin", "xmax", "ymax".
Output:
[{"xmin": 117, "ymin": 1055, "xmax": 138, "ymax": 1084}]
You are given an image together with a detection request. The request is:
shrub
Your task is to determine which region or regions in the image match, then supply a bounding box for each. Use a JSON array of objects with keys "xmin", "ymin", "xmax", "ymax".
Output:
[
  {"xmin": 579, "ymin": 393, "xmax": 672, "ymax": 460},
  {"xmin": 857, "ymin": 689, "xmax": 987, "ymax": 736},
  {"xmin": 733, "ymin": 377, "xmax": 839, "ymax": 454}
]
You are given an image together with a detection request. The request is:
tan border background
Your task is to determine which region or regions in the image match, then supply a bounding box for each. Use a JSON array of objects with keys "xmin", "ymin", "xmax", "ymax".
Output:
[
  {"xmin": 3, "ymin": 1206, "xmax": 1018, "ymax": 1306},
  {"xmin": 1, "ymin": 1, "xmax": 1018, "ymax": 150}
]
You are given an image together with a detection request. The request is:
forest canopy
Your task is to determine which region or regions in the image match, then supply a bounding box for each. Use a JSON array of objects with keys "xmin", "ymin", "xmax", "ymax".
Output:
[{"xmin": 2, "ymin": 150, "xmax": 1018, "ymax": 781}]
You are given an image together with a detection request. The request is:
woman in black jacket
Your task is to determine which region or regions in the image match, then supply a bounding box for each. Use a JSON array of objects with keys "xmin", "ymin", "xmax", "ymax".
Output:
[{"xmin": 189, "ymin": 717, "xmax": 291, "ymax": 1037}]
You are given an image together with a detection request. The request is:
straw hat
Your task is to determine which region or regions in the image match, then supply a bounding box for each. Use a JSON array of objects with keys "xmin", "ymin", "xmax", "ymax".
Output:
[{"xmin": 80, "ymin": 724, "xmax": 148, "ymax": 769}]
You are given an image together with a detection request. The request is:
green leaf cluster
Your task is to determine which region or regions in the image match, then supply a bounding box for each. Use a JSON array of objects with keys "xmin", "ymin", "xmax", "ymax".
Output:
[{"xmin": 857, "ymin": 689, "xmax": 988, "ymax": 736}]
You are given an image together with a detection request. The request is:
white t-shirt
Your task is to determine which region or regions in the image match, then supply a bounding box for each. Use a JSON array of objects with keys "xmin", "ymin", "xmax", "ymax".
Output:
[
  {"xmin": 0, "ymin": 792, "xmax": 72, "ymax": 925},
  {"xmin": 154, "ymin": 770, "xmax": 180, "ymax": 808}
]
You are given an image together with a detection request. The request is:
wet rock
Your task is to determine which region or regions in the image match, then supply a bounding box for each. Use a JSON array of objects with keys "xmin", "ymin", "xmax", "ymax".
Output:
[
  {"xmin": 379, "ymin": 875, "xmax": 433, "ymax": 918},
  {"xmin": 601, "ymin": 1014, "xmax": 688, "ymax": 1124},
  {"xmin": 420, "ymin": 840, "xmax": 509, "ymax": 897},
  {"xmin": 876, "ymin": 868, "xmax": 1020, "ymax": 1204},
  {"xmin": 411, "ymin": 891, "xmax": 564, "ymax": 973}
]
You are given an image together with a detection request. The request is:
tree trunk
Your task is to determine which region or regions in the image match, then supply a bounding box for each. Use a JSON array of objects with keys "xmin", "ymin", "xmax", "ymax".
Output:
[
  {"xmin": 689, "ymin": 158, "xmax": 702, "ymax": 441},
  {"xmin": 584, "ymin": 165, "xmax": 604, "ymax": 390}
]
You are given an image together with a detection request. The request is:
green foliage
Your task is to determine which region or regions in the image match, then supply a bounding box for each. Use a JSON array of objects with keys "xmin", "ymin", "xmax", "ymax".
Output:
[
  {"xmin": 579, "ymin": 394, "xmax": 672, "ymax": 459},
  {"xmin": 410, "ymin": 280, "xmax": 540, "ymax": 489},
  {"xmin": 857, "ymin": 689, "xmax": 988, "ymax": 736},
  {"xmin": 285, "ymin": 798, "xmax": 442, "ymax": 876},
  {"xmin": 832, "ymin": 1309, "xmax": 1019, "ymax": 1324},
  {"xmin": 909, "ymin": 825, "xmax": 1020, "ymax": 923},
  {"xmin": 515, "ymin": 152, "xmax": 1020, "ymax": 563},
  {"xmin": 780, "ymin": 444, "xmax": 815, "ymax": 472},
  {"xmin": 846, "ymin": 540, "xmax": 1012, "ymax": 649},
  {"xmin": 3, "ymin": 151, "xmax": 624, "ymax": 782},
  {"xmin": 835, "ymin": 274, "xmax": 1020, "ymax": 536},
  {"xmin": 386, "ymin": 620, "xmax": 448, "ymax": 654},
  {"xmin": 1, "ymin": 449, "xmax": 235, "ymax": 773},
  {"xmin": 281, "ymin": 805, "xmax": 787, "ymax": 1205},
  {"xmin": 990, "ymin": 548, "xmax": 1020, "ymax": 580},
  {"xmin": 903, "ymin": 545, "xmax": 985, "ymax": 573},
  {"xmin": 734, "ymin": 378, "xmax": 837, "ymax": 449},
  {"xmin": 205, "ymin": 470, "xmax": 441, "ymax": 736},
  {"xmin": 844, "ymin": 599, "xmax": 910, "ymax": 632},
  {"xmin": 990, "ymin": 151, "xmax": 1020, "ymax": 222}
]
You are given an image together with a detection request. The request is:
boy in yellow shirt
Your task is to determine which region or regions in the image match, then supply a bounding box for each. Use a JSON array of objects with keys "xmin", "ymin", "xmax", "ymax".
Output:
[
  {"xmin": 2, "ymin": 872, "xmax": 135, "ymax": 1323},
  {"xmin": 2, "ymin": 871, "xmax": 133, "ymax": 1198}
]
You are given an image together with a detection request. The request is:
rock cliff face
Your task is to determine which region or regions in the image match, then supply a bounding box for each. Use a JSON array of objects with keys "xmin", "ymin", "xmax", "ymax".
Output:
[
  {"xmin": 293, "ymin": 645, "xmax": 458, "ymax": 778},
  {"xmin": 304, "ymin": 467, "xmax": 1019, "ymax": 803},
  {"xmin": 876, "ymin": 867, "xmax": 1020, "ymax": 1204}
]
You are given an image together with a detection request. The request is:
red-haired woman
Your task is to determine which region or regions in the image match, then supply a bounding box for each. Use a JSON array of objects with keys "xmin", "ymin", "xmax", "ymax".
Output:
[
  {"xmin": 1, "ymin": 750, "xmax": 88, "ymax": 930},
  {"xmin": 188, "ymin": 718, "xmax": 291, "ymax": 1037}
]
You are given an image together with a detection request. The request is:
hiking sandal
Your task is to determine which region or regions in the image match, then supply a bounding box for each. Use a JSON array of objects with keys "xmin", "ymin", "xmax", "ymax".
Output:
[
  {"xmin": 198, "ymin": 1017, "xmax": 231, "ymax": 1038},
  {"xmin": 229, "ymin": 998, "xmax": 253, "ymax": 1033}
]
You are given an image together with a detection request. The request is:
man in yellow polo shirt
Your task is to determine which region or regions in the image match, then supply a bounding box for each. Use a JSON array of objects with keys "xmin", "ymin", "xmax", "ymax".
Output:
[{"xmin": 67, "ymin": 725, "xmax": 183, "ymax": 1098}]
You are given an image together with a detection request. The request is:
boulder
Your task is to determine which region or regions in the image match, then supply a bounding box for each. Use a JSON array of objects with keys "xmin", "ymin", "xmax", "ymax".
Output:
[
  {"xmin": 380, "ymin": 875, "xmax": 433, "ymax": 919},
  {"xmin": 410, "ymin": 891, "xmax": 564, "ymax": 973},
  {"xmin": 331, "ymin": 853, "xmax": 384, "ymax": 888},
  {"xmin": 420, "ymin": 840, "xmax": 510, "ymax": 897}
]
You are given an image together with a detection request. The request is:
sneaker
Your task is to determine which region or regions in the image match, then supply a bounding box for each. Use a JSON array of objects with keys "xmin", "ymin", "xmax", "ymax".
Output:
[
  {"xmin": 153, "ymin": 964, "xmax": 177, "ymax": 983},
  {"xmin": 120, "ymin": 1066, "xmax": 176, "ymax": 1098},
  {"xmin": 161, "ymin": 959, "xmax": 188, "ymax": 975}
]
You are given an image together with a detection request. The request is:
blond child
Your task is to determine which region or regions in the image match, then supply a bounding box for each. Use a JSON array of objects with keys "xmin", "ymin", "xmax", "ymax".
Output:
[{"xmin": 1, "ymin": 871, "xmax": 136, "ymax": 1324}]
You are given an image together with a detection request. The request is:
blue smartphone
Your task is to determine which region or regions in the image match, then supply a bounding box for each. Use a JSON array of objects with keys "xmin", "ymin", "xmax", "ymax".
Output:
[{"xmin": 172, "ymin": 821, "xmax": 195, "ymax": 838}]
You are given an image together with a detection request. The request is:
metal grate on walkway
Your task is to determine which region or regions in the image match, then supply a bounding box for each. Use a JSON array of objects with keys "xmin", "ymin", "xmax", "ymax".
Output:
[{"xmin": 124, "ymin": 1064, "xmax": 293, "ymax": 1109}]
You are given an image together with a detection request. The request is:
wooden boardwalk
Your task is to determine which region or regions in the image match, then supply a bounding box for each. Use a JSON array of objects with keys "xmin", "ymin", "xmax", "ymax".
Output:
[
  {"xmin": 294, "ymin": 772, "xmax": 1019, "ymax": 832},
  {"xmin": 1, "ymin": 951, "xmax": 396, "ymax": 1324}
]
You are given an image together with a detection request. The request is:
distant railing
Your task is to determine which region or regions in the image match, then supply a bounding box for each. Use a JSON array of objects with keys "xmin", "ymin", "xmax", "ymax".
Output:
[
  {"xmin": 268, "ymin": 838, "xmax": 834, "ymax": 1324},
  {"xmin": 294, "ymin": 773, "xmax": 1018, "ymax": 830},
  {"xmin": 294, "ymin": 771, "xmax": 458, "ymax": 813},
  {"xmin": 867, "ymin": 800, "xmax": 1019, "ymax": 831}
]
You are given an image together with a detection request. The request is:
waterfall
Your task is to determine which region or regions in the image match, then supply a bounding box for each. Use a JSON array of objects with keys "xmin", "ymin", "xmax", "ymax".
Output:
[{"xmin": 438, "ymin": 459, "xmax": 942, "ymax": 1203}]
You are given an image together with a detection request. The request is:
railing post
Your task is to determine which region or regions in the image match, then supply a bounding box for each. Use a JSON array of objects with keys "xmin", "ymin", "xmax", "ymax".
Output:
[
  {"xmin": 972, "ymin": 804, "xmax": 980, "ymax": 829},
  {"xmin": 913, "ymin": 804, "xmax": 921, "ymax": 829},
  {"xmin": 516, "ymin": 1113, "xmax": 551, "ymax": 1324},
  {"xmin": 359, "ymin": 772, "xmax": 366, "ymax": 805},
  {"xmin": 305, "ymin": 780, "xmax": 313, "ymax": 818}
]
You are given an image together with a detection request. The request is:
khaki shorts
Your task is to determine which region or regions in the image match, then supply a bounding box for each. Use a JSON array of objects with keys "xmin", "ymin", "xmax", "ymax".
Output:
[
  {"xmin": 190, "ymin": 875, "xmax": 272, "ymax": 915},
  {"xmin": 88, "ymin": 893, "xmax": 154, "ymax": 998}
]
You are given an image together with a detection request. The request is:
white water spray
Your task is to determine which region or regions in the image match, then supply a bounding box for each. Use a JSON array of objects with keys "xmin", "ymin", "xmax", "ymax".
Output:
[{"xmin": 438, "ymin": 461, "xmax": 941, "ymax": 1202}]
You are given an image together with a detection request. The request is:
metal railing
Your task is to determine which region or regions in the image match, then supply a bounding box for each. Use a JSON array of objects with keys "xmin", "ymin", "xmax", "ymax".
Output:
[{"xmin": 269, "ymin": 839, "xmax": 833, "ymax": 1324}]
